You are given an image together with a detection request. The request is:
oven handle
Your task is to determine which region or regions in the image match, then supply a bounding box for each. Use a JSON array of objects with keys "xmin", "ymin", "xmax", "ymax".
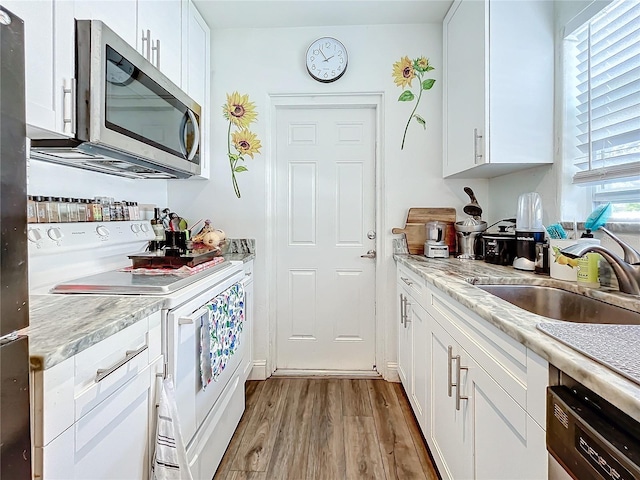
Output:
[{"xmin": 179, "ymin": 306, "xmax": 209, "ymax": 325}]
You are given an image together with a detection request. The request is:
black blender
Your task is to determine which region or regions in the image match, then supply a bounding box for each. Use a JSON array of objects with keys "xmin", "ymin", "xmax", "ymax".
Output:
[{"xmin": 513, "ymin": 192, "xmax": 545, "ymax": 271}]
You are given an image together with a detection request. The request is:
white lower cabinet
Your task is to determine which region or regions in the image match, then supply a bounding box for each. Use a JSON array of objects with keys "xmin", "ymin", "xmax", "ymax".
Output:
[
  {"xmin": 397, "ymin": 263, "xmax": 548, "ymax": 479},
  {"xmin": 32, "ymin": 312, "xmax": 163, "ymax": 479}
]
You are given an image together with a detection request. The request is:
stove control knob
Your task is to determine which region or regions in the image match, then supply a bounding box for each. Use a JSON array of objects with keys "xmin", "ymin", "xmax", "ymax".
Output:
[
  {"xmin": 27, "ymin": 228, "xmax": 43, "ymax": 243},
  {"xmin": 131, "ymin": 224, "xmax": 141, "ymax": 233},
  {"xmin": 47, "ymin": 227, "xmax": 63, "ymax": 241},
  {"xmin": 139, "ymin": 223, "xmax": 150, "ymax": 233},
  {"xmin": 96, "ymin": 225, "xmax": 110, "ymax": 237}
]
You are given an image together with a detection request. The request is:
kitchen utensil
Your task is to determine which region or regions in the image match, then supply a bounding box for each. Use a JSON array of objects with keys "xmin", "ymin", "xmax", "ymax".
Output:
[
  {"xmin": 455, "ymin": 217, "xmax": 487, "ymax": 259},
  {"xmin": 426, "ymin": 221, "xmax": 447, "ymax": 245},
  {"xmin": 424, "ymin": 242, "xmax": 449, "ymax": 258},
  {"xmin": 515, "ymin": 192, "xmax": 544, "ymax": 232},
  {"xmin": 546, "ymin": 223, "xmax": 567, "ymax": 239},
  {"xmin": 463, "ymin": 187, "xmax": 482, "ymax": 219},
  {"xmin": 393, "ymin": 208, "xmax": 457, "ymax": 255},
  {"xmin": 584, "ymin": 203, "xmax": 612, "ymax": 231}
]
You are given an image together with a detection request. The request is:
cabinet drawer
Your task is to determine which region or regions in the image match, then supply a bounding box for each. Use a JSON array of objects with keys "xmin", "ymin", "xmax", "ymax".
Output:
[
  {"xmin": 74, "ymin": 319, "xmax": 150, "ymax": 420},
  {"xmin": 397, "ymin": 264, "xmax": 426, "ymax": 307}
]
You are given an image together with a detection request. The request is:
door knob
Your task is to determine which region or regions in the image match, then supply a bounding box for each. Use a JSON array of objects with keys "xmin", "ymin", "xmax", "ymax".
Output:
[{"xmin": 361, "ymin": 250, "xmax": 376, "ymax": 259}]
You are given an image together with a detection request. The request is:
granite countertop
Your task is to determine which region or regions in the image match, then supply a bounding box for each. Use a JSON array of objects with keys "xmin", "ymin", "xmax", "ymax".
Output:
[
  {"xmin": 395, "ymin": 254, "xmax": 640, "ymax": 422},
  {"xmin": 223, "ymin": 252, "xmax": 255, "ymax": 263},
  {"xmin": 27, "ymin": 295, "xmax": 165, "ymax": 371}
]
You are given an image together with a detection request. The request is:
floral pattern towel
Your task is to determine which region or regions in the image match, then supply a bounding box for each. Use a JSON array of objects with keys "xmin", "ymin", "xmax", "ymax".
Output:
[{"xmin": 200, "ymin": 282, "xmax": 244, "ymax": 389}]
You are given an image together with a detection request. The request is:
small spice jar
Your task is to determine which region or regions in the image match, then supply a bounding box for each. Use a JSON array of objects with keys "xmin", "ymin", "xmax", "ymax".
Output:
[
  {"xmin": 27, "ymin": 195, "xmax": 37, "ymax": 223},
  {"xmin": 35, "ymin": 196, "xmax": 48, "ymax": 223},
  {"xmin": 45, "ymin": 196, "xmax": 60, "ymax": 223},
  {"xmin": 57, "ymin": 197, "xmax": 69, "ymax": 223},
  {"xmin": 77, "ymin": 199, "xmax": 88, "ymax": 222},
  {"xmin": 67, "ymin": 198, "xmax": 79, "ymax": 223}
]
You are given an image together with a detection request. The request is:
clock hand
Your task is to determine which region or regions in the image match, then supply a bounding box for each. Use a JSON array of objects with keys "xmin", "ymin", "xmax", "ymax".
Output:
[
  {"xmin": 318, "ymin": 46, "xmax": 328, "ymax": 60},
  {"xmin": 323, "ymin": 55, "xmax": 335, "ymax": 62}
]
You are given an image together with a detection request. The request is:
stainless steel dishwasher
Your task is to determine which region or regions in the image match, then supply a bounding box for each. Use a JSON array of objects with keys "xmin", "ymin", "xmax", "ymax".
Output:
[{"xmin": 547, "ymin": 378, "xmax": 640, "ymax": 480}]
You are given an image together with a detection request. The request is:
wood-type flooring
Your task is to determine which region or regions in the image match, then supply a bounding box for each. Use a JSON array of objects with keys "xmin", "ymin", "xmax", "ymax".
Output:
[{"xmin": 213, "ymin": 378, "xmax": 440, "ymax": 480}]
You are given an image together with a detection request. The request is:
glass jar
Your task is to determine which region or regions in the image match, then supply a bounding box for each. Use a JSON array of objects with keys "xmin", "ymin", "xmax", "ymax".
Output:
[
  {"xmin": 67, "ymin": 198, "xmax": 79, "ymax": 223},
  {"xmin": 122, "ymin": 201, "xmax": 130, "ymax": 221},
  {"xmin": 101, "ymin": 197, "xmax": 111, "ymax": 222},
  {"xmin": 114, "ymin": 201, "xmax": 124, "ymax": 221},
  {"xmin": 45, "ymin": 196, "xmax": 60, "ymax": 223},
  {"xmin": 35, "ymin": 196, "xmax": 48, "ymax": 223},
  {"xmin": 85, "ymin": 199, "xmax": 95, "ymax": 222},
  {"xmin": 77, "ymin": 199, "xmax": 88, "ymax": 222},
  {"xmin": 57, "ymin": 197, "xmax": 69, "ymax": 223},
  {"xmin": 90, "ymin": 198, "xmax": 102, "ymax": 222},
  {"xmin": 27, "ymin": 195, "xmax": 37, "ymax": 223}
]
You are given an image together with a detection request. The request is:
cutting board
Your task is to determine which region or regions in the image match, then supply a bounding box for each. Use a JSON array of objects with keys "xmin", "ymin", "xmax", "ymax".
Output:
[{"xmin": 393, "ymin": 207, "xmax": 457, "ymax": 255}]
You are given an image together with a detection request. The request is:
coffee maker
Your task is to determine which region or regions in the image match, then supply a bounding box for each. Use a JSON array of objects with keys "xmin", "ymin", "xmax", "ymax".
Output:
[{"xmin": 513, "ymin": 192, "xmax": 545, "ymax": 271}]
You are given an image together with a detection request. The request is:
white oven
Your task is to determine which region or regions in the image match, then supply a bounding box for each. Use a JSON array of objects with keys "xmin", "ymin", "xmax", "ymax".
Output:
[{"xmin": 28, "ymin": 220, "xmax": 251, "ymax": 479}]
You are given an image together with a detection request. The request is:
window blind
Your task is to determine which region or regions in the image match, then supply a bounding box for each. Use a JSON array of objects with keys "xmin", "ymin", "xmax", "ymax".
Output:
[{"xmin": 570, "ymin": 0, "xmax": 640, "ymax": 185}]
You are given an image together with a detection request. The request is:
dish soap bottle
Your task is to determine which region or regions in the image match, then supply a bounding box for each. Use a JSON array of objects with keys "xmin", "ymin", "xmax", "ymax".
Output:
[{"xmin": 576, "ymin": 230, "xmax": 600, "ymax": 288}]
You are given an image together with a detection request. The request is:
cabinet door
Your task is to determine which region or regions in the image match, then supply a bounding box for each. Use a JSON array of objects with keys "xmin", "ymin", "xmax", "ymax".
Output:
[
  {"xmin": 428, "ymin": 319, "xmax": 473, "ymax": 480},
  {"xmin": 397, "ymin": 287, "xmax": 412, "ymax": 391},
  {"xmin": 182, "ymin": 0, "xmax": 211, "ymax": 179},
  {"xmin": 73, "ymin": 363, "xmax": 153, "ymax": 479},
  {"xmin": 471, "ymin": 361, "xmax": 547, "ymax": 480},
  {"xmin": 3, "ymin": 0, "xmax": 74, "ymax": 138},
  {"xmin": 73, "ymin": 0, "xmax": 137, "ymax": 47},
  {"xmin": 443, "ymin": 0, "xmax": 486, "ymax": 177},
  {"xmin": 138, "ymin": 0, "xmax": 182, "ymax": 87},
  {"xmin": 409, "ymin": 302, "xmax": 429, "ymax": 431}
]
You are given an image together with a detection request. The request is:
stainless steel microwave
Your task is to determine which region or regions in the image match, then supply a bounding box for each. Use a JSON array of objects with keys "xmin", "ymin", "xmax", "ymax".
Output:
[{"xmin": 30, "ymin": 20, "xmax": 201, "ymax": 179}]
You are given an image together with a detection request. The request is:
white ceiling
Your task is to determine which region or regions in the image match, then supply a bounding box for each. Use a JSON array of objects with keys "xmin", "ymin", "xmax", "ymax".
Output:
[{"xmin": 193, "ymin": 0, "xmax": 454, "ymax": 29}]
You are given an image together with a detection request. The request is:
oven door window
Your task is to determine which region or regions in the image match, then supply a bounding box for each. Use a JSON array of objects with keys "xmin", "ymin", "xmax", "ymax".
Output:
[{"xmin": 104, "ymin": 45, "xmax": 200, "ymax": 164}]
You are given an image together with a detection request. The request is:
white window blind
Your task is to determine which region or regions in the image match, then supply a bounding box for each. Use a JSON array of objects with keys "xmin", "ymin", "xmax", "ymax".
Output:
[{"xmin": 568, "ymin": 0, "xmax": 640, "ymax": 186}]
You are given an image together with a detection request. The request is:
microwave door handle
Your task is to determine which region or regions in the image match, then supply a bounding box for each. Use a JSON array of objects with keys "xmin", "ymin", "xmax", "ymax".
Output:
[{"xmin": 184, "ymin": 109, "xmax": 200, "ymax": 161}]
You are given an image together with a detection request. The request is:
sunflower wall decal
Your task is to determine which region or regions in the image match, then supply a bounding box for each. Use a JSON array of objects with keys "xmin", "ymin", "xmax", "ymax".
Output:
[
  {"xmin": 223, "ymin": 92, "xmax": 262, "ymax": 198},
  {"xmin": 392, "ymin": 56, "xmax": 436, "ymax": 150}
]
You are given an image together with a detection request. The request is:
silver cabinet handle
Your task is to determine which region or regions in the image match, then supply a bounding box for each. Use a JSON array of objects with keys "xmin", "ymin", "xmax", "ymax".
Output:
[
  {"xmin": 401, "ymin": 277, "xmax": 413, "ymax": 286},
  {"xmin": 62, "ymin": 78, "xmax": 76, "ymax": 135},
  {"xmin": 152, "ymin": 39, "xmax": 160, "ymax": 68},
  {"xmin": 95, "ymin": 344, "xmax": 148, "ymax": 383},
  {"xmin": 361, "ymin": 250, "xmax": 376, "ymax": 259},
  {"xmin": 142, "ymin": 29, "xmax": 151, "ymax": 60},
  {"xmin": 473, "ymin": 128, "xmax": 483, "ymax": 164},
  {"xmin": 447, "ymin": 345, "xmax": 454, "ymax": 397},
  {"xmin": 455, "ymin": 355, "xmax": 469, "ymax": 410},
  {"xmin": 403, "ymin": 297, "xmax": 411, "ymax": 328},
  {"xmin": 399, "ymin": 293, "xmax": 405, "ymax": 325}
]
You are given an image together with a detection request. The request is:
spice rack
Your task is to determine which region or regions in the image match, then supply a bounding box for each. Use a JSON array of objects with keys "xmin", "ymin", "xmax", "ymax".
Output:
[{"xmin": 27, "ymin": 196, "xmax": 141, "ymax": 223}]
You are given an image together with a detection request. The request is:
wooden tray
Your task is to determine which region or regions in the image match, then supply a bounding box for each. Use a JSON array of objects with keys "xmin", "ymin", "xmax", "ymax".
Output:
[
  {"xmin": 392, "ymin": 207, "xmax": 457, "ymax": 255},
  {"xmin": 128, "ymin": 248, "xmax": 220, "ymax": 269}
]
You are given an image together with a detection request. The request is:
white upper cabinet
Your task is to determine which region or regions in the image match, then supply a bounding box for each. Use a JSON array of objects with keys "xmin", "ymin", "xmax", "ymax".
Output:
[
  {"xmin": 443, "ymin": 0, "xmax": 554, "ymax": 178},
  {"xmin": 3, "ymin": 0, "xmax": 74, "ymax": 139},
  {"xmin": 137, "ymin": 0, "xmax": 182, "ymax": 87},
  {"xmin": 73, "ymin": 0, "xmax": 137, "ymax": 47},
  {"xmin": 181, "ymin": 0, "xmax": 211, "ymax": 179}
]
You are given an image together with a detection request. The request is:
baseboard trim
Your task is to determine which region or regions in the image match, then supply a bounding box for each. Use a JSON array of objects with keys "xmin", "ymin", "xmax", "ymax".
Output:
[
  {"xmin": 271, "ymin": 369, "xmax": 381, "ymax": 379},
  {"xmin": 386, "ymin": 362, "xmax": 400, "ymax": 383},
  {"xmin": 248, "ymin": 360, "xmax": 268, "ymax": 381}
]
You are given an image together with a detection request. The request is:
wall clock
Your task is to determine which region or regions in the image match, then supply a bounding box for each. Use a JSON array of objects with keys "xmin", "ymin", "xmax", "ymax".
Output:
[{"xmin": 305, "ymin": 37, "xmax": 348, "ymax": 83}]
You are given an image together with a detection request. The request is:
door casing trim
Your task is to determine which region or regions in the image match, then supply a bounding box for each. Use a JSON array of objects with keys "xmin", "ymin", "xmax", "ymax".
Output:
[{"xmin": 265, "ymin": 92, "xmax": 388, "ymax": 379}]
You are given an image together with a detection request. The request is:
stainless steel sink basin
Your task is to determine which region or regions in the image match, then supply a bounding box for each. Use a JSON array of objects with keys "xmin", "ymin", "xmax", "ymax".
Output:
[{"xmin": 476, "ymin": 285, "xmax": 640, "ymax": 325}]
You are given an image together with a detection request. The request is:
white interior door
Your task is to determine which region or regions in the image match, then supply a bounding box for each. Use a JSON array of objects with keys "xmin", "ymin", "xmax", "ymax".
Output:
[{"xmin": 276, "ymin": 106, "xmax": 376, "ymax": 371}]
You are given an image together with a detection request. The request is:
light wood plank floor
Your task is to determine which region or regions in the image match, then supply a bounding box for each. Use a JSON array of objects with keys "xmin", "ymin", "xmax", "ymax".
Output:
[{"xmin": 214, "ymin": 378, "xmax": 440, "ymax": 480}]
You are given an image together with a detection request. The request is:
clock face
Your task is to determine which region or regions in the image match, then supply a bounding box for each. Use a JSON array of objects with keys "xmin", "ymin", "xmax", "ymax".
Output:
[{"xmin": 306, "ymin": 37, "xmax": 348, "ymax": 83}]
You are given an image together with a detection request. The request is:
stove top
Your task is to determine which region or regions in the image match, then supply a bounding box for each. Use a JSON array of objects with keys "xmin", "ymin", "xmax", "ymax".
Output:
[{"xmin": 50, "ymin": 260, "xmax": 232, "ymax": 295}]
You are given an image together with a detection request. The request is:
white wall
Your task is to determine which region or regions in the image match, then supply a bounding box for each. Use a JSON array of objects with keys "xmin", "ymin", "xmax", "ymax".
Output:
[
  {"xmin": 27, "ymin": 158, "xmax": 168, "ymax": 209},
  {"xmin": 167, "ymin": 22, "xmax": 488, "ymax": 377}
]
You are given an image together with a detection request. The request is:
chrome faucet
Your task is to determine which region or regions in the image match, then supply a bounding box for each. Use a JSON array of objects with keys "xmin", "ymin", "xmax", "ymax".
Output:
[{"xmin": 561, "ymin": 227, "xmax": 640, "ymax": 295}]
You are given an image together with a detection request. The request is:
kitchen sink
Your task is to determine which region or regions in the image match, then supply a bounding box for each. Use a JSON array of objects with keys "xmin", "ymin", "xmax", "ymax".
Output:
[{"xmin": 476, "ymin": 285, "xmax": 640, "ymax": 325}]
